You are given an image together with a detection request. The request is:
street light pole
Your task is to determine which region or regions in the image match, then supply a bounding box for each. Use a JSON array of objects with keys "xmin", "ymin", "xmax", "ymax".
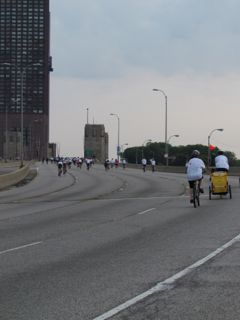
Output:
[
  {"xmin": 86, "ymin": 107, "xmax": 89, "ymax": 124},
  {"xmin": 110, "ymin": 113, "xmax": 120, "ymax": 161},
  {"xmin": 20, "ymin": 70, "xmax": 24, "ymax": 167},
  {"xmin": 56, "ymin": 142, "xmax": 61, "ymax": 158},
  {"xmin": 207, "ymin": 128, "xmax": 224, "ymax": 168},
  {"xmin": 153, "ymin": 88, "xmax": 168, "ymax": 166},
  {"xmin": 5, "ymin": 102, "xmax": 8, "ymax": 162}
]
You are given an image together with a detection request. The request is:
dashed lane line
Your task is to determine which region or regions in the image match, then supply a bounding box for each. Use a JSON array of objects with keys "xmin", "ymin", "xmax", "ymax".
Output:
[
  {"xmin": 137, "ymin": 208, "xmax": 156, "ymax": 215},
  {"xmin": 0, "ymin": 241, "xmax": 43, "ymax": 255}
]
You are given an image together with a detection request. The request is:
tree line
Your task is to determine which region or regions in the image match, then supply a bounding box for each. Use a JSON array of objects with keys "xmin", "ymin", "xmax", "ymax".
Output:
[{"xmin": 123, "ymin": 142, "xmax": 239, "ymax": 166}]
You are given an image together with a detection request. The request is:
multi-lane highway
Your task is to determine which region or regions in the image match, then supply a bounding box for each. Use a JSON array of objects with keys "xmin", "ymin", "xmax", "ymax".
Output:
[{"xmin": 0, "ymin": 163, "xmax": 240, "ymax": 319}]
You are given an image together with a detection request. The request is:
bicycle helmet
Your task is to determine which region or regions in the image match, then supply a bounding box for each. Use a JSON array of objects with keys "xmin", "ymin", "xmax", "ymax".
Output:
[{"xmin": 192, "ymin": 150, "xmax": 200, "ymax": 157}]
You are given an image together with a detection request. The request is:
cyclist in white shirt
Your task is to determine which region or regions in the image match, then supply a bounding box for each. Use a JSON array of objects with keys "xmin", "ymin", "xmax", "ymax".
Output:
[
  {"xmin": 215, "ymin": 151, "xmax": 229, "ymax": 172},
  {"xmin": 142, "ymin": 158, "xmax": 147, "ymax": 172},
  {"xmin": 186, "ymin": 150, "xmax": 206, "ymax": 203},
  {"xmin": 150, "ymin": 159, "xmax": 156, "ymax": 172}
]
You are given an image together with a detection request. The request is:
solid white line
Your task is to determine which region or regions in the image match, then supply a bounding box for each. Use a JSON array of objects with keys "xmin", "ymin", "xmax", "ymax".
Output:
[
  {"xmin": 96, "ymin": 195, "xmax": 209, "ymax": 201},
  {"xmin": 0, "ymin": 241, "xmax": 42, "ymax": 255},
  {"xmin": 137, "ymin": 208, "xmax": 156, "ymax": 215},
  {"xmin": 92, "ymin": 233, "xmax": 240, "ymax": 320},
  {"xmin": 96, "ymin": 196, "xmax": 184, "ymax": 201}
]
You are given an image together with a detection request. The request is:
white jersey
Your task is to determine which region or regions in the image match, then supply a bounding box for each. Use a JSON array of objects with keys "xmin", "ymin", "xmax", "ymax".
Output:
[
  {"xmin": 151, "ymin": 159, "xmax": 156, "ymax": 166},
  {"xmin": 215, "ymin": 155, "xmax": 229, "ymax": 170},
  {"xmin": 186, "ymin": 157, "xmax": 205, "ymax": 181}
]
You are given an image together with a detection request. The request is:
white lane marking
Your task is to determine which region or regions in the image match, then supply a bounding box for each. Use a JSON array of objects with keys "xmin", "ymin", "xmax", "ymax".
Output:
[
  {"xmin": 92, "ymin": 233, "xmax": 240, "ymax": 320},
  {"xmin": 96, "ymin": 196, "xmax": 184, "ymax": 201},
  {"xmin": 0, "ymin": 241, "xmax": 42, "ymax": 255},
  {"xmin": 137, "ymin": 208, "xmax": 156, "ymax": 215},
  {"xmin": 96, "ymin": 195, "xmax": 209, "ymax": 201}
]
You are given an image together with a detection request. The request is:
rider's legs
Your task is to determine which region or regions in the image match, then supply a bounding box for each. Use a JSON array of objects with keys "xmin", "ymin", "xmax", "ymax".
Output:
[
  {"xmin": 188, "ymin": 180, "xmax": 194, "ymax": 202},
  {"xmin": 198, "ymin": 177, "xmax": 204, "ymax": 193},
  {"xmin": 188, "ymin": 178, "xmax": 203, "ymax": 202}
]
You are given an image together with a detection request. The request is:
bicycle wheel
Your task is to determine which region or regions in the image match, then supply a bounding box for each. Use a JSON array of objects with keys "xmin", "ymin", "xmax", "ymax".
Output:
[
  {"xmin": 229, "ymin": 185, "xmax": 232, "ymax": 199},
  {"xmin": 193, "ymin": 182, "xmax": 200, "ymax": 208},
  {"xmin": 209, "ymin": 186, "xmax": 212, "ymax": 200},
  {"xmin": 193, "ymin": 184, "xmax": 197, "ymax": 208},
  {"xmin": 196, "ymin": 187, "xmax": 200, "ymax": 206}
]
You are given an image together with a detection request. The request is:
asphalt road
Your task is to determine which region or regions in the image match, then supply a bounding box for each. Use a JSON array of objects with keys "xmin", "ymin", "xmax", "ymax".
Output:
[{"xmin": 0, "ymin": 163, "xmax": 240, "ymax": 320}]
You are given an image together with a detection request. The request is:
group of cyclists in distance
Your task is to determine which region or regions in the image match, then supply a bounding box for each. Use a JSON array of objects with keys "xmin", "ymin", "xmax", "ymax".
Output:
[
  {"xmin": 104, "ymin": 158, "xmax": 127, "ymax": 170},
  {"xmin": 52, "ymin": 149, "xmax": 230, "ymax": 205},
  {"xmin": 56, "ymin": 157, "xmax": 94, "ymax": 176},
  {"xmin": 55, "ymin": 157, "xmax": 128, "ymax": 176}
]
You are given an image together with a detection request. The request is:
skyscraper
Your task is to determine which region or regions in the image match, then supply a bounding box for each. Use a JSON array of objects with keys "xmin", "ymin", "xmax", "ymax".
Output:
[{"xmin": 0, "ymin": 0, "xmax": 53, "ymax": 161}]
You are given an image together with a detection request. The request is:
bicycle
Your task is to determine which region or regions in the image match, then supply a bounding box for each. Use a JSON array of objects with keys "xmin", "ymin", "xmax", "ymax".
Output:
[
  {"xmin": 58, "ymin": 167, "xmax": 63, "ymax": 177},
  {"xmin": 192, "ymin": 180, "xmax": 200, "ymax": 208}
]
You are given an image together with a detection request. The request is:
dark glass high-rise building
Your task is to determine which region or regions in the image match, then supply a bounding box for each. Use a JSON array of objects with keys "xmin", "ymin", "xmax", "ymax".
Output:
[{"xmin": 0, "ymin": 0, "xmax": 52, "ymax": 160}]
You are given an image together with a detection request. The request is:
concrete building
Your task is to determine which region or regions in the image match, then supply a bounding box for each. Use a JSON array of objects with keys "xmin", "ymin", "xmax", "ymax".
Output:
[
  {"xmin": 0, "ymin": 0, "xmax": 53, "ymax": 161},
  {"xmin": 48, "ymin": 143, "xmax": 57, "ymax": 159},
  {"xmin": 84, "ymin": 124, "xmax": 108, "ymax": 162}
]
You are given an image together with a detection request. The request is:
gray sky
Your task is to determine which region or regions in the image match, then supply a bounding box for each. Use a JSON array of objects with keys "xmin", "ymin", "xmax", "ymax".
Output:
[{"xmin": 50, "ymin": 0, "xmax": 240, "ymax": 158}]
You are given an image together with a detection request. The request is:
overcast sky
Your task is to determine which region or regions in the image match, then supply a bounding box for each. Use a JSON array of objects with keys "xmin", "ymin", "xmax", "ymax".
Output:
[{"xmin": 49, "ymin": 0, "xmax": 240, "ymax": 158}]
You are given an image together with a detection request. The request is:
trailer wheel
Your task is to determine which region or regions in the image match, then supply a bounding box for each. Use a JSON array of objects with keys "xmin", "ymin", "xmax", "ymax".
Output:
[
  {"xmin": 229, "ymin": 185, "xmax": 232, "ymax": 199},
  {"xmin": 209, "ymin": 186, "xmax": 212, "ymax": 200}
]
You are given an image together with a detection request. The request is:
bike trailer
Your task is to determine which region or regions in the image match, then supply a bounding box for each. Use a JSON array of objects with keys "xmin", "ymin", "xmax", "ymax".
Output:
[{"xmin": 211, "ymin": 171, "xmax": 228, "ymax": 194}]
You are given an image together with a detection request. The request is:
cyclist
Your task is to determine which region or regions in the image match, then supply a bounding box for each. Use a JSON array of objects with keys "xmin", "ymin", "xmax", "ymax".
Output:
[
  {"xmin": 57, "ymin": 160, "xmax": 63, "ymax": 176},
  {"xmin": 63, "ymin": 161, "xmax": 67, "ymax": 174},
  {"xmin": 150, "ymin": 158, "xmax": 156, "ymax": 172},
  {"xmin": 86, "ymin": 158, "xmax": 91, "ymax": 170},
  {"xmin": 110, "ymin": 158, "xmax": 114, "ymax": 168},
  {"xmin": 104, "ymin": 159, "xmax": 110, "ymax": 171},
  {"xmin": 214, "ymin": 150, "xmax": 229, "ymax": 172},
  {"xmin": 114, "ymin": 159, "xmax": 119, "ymax": 168},
  {"xmin": 142, "ymin": 158, "xmax": 147, "ymax": 172},
  {"xmin": 122, "ymin": 158, "xmax": 127, "ymax": 169},
  {"xmin": 186, "ymin": 150, "xmax": 205, "ymax": 203}
]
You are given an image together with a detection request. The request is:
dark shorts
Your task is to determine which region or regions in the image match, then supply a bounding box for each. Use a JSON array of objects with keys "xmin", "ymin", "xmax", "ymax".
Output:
[
  {"xmin": 188, "ymin": 177, "xmax": 203, "ymax": 188},
  {"xmin": 215, "ymin": 168, "xmax": 228, "ymax": 172}
]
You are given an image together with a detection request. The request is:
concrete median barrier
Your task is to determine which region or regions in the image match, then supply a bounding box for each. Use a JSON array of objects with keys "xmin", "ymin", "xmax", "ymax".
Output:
[{"xmin": 0, "ymin": 163, "xmax": 32, "ymax": 190}]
